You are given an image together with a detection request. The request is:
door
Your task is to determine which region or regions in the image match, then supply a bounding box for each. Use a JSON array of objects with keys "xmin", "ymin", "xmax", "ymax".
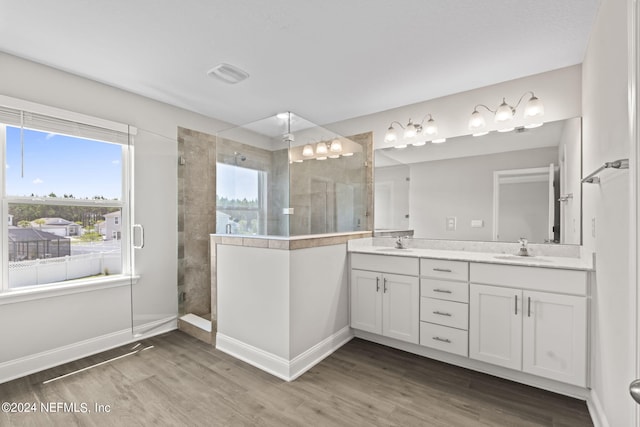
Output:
[
  {"xmin": 131, "ymin": 129, "xmax": 179, "ymax": 337},
  {"xmin": 382, "ymin": 273, "xmax": 419, "ymax": 344},
  {"xmin": 470, "ymin": 284, "xmax": 522, "ymax": 370},
  {"xmin": 522, "ymin": 290, "xmax": 587, "ymax": 386},
  {"xmin": 350, "ymin": 269, "xmax": 382, "ymax": 334},
  {"xmin": 548, "ymin": 163, "xmax": 556, "ymax": 242}
]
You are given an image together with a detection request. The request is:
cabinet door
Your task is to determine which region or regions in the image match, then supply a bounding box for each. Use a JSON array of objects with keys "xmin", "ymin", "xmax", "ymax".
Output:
[
  {"xmin": 350, "ymin": 270, "xmax": 382, "ymax": 334},
  {"xmin": 522, "ymin": 291, "xmax": 587, "ymax": 386},
  {"xmin": 382, "ymin": 273, "xmax": 420, "ymax": 344},
  {"xmin": 470, "ymin": 284, "xmax": 522, "ymax": 370}
]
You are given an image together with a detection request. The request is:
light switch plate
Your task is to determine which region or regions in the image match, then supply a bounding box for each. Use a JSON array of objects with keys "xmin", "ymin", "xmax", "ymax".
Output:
[
  {"xmin": 446, "ymin": 217, "xmax": 456, "ymax": 231},
  {"xmin": 471, "ymin": 219, "xmax": 484, "ymax": 228}
]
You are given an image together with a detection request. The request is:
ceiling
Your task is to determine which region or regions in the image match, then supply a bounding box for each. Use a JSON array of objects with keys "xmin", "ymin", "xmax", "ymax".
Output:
[{"xmin": 0, "ymin": 1, "xmax": 599, "ymax": 127}]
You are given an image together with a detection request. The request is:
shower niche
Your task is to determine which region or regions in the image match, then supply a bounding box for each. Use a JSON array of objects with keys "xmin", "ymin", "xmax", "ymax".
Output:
[{"xmin": 216, "ymin": 112, "xmax": 372, "ymax": 237}]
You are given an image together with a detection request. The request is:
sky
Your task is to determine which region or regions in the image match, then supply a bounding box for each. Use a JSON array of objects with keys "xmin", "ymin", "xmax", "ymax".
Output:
[
  {"xmin": 5, "ymin": 126, "xmax": 123, "ymax": 199},
  {"xmin": 216, "ymin": 162, "xmax": 260, "ymax": 201}
]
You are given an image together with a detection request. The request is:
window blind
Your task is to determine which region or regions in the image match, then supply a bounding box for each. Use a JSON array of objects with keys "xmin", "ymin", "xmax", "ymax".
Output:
[{"xmin": 0, "ymin": 106, "xmax": 131, "ymax": 145}]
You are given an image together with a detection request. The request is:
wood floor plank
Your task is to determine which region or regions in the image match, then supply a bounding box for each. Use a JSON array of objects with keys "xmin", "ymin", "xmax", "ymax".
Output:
[{"xmin": 0, "ymin": 331, "xmax": 593, "ymax": 426}]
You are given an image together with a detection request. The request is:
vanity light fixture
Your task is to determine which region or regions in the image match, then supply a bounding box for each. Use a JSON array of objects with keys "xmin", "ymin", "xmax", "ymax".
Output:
[
  {"xmin": 384, "ymin": 113, "xmax": 440, "ymax": 143},
  {"xmin": 469, "ymin": 91, "xmax": 544, "ymax": 135},
  {"xmin": 316, "ymin": 142, "xmax": 328, "ymax": 155},
  {"xmin": 329, "ymin": 138, "xmax": 342, "ymax": 153},
  {"xmin": 302, "ymin": 144, "xmax": 314, "ymax": 157}
]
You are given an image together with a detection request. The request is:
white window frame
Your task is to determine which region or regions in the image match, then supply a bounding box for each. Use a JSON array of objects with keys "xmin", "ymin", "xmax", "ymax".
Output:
[{"xmin": 0, "ymin": 95, "xmax": 136, "ymax": 294}]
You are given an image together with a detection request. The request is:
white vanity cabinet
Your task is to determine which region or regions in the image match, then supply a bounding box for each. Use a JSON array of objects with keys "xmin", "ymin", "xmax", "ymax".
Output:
[
  {"xmin": 419, "ymin": 259, "xmax": 470, "ymax": 357},
  {"xmin": 350, "ymin": 254, "xmax": 420, "ymax": 344},
  {"xmin": 469, "ymin": 263, "xmax": 588, "ymax": 387}
]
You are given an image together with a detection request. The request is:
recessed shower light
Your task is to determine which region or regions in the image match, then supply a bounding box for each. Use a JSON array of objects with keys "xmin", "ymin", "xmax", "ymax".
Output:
[{"xmin": 207, "ymin": 63, "xmax": 250, "ymax": 84}]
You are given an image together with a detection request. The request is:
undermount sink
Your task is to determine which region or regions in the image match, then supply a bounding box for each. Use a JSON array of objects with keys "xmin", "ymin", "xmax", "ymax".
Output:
[
  {"xmin": 493, "ymin": 255, "xmax": 551, "ymax": 263},
  {"xmin": 375, "ymin": 248, "xmax": 413, "ymax": 252}
]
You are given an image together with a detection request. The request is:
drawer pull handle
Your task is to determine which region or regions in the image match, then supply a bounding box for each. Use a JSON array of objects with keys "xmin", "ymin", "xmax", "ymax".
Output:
[
  {"xmin": 376, "ymin": 277, "xmax": 380, "ymax": 292},
  {"xmin": 433, "ymin": 311, "xmax": 452, "ymax": 317},
  {"xmin": 433, "ymin": 289, "xmax": 452, "ymax": 294},
  {"xmin": 383, "ymin": 277, "xmax": 388, "ymax": 293},
  {"xmin": 433, "ymin": 336, "xmax": 451, "ymax": 343},
  {"xmin": 433, "ymin": 268, "xmax": 452, "ymax": 273}
]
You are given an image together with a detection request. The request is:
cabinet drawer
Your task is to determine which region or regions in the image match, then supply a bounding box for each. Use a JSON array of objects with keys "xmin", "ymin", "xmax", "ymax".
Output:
[
  {"xmin": 420, "ymin": 298, "xmax": 468, "ymax": 330},
  {"xmin": 351, "ymin": 253, "xmax": 419, "ymax": 276},
  {"xmin": 470, "ymin": 263, "xmax": 587, "ymax": 296},
  {"xmin": 421, "ymin": 259, "xmax": 469, "ymax": 281},
  {"xmin": 420, "ymin": 322, "xmax": 468, "ymax": 357},
  {"xmin": 421, "ymin": 278, "xmax": 469, "ymax": 303}
]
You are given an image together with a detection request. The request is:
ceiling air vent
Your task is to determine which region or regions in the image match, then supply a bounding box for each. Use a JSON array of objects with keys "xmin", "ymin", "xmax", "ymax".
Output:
[{"xmin": 207, "ymin": 63, "xmax": 249, "ymax": 84}]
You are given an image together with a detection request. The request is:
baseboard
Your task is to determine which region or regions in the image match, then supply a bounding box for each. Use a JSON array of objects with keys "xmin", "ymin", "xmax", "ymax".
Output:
[
  {"xmin": 289, "ymin": 326, "xmax": 353, "ymax": 381},
  {"xmin": 216, "ymin": 333, "xmax": 291, "ymax": 381},
  {"xmin": 0, "ymin": 316, "xmax": 178, "ymax": 385},
  {"xmin": 587, "ymin": 390, "xmax": 610, "ymax": 427},
  {"xmin": 216, "ymin": 326, "xmax": 354, "ymax": 382}
]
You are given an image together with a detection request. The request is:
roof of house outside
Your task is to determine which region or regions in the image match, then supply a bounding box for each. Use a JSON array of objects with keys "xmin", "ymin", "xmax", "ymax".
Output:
[
  {"xmin": 30, "ymin": 217, "xmax": 77, "ymax": 227},
  {"xmin": 8, "ymin": 228, "xmax": 70, "ymax": 242}
]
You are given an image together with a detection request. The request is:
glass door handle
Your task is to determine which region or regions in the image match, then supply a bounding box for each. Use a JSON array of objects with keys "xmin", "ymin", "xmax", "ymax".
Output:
[{"xmin": 133, "ymin": 224, "xmax": 145, "ymax": 249}]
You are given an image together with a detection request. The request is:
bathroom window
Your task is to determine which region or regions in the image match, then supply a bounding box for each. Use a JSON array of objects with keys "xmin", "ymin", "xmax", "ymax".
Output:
[
  {"xmin": 0, "ymin": 99, "xmax": 132, "ymax": 291},
  {"xmin": 216, "ymin": 162, "xmax": 266, "ymax": 235}
]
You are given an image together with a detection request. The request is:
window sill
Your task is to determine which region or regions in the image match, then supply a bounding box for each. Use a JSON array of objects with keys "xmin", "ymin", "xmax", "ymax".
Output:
[{"xmin": 0, "ymin": 275, "xmax": 140, "ymax": 306}]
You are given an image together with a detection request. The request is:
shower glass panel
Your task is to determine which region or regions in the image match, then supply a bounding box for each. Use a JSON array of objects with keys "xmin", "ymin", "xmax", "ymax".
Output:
[{"xmin": 216, "ymin": 112, "xmax": 369, "ymax": 237}]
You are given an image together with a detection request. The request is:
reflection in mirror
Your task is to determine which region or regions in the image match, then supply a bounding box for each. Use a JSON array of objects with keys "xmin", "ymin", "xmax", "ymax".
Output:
[
  {"xmin": 374, "ymin": 117, "xmax": 582, "ymax": 244},
  {"xmin": 216, "ymin": 112, "xmax": 373, "ymax": 237}
]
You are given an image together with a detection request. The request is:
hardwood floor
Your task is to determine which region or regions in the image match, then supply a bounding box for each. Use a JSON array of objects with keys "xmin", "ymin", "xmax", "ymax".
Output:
[{"xmin": 0, "ymin": 331, "xmax": 593, "ymax": 426}]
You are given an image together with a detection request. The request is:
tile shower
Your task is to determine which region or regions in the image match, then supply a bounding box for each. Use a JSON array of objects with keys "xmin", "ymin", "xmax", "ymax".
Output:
[{"xmin": 177, "ymin": 113, "xmax": 372, "ymax": 342}]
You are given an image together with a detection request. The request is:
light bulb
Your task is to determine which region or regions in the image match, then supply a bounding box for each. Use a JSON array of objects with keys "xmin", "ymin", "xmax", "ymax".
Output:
[
  {"xmin": 316, "ymin": 142, "xmax": 328, "ymax": 155},
  {"xmin": 423, "ymin": 116, "xmax": 438, "ymax": 136},
  {"xmin": 432, "ymin": 138, "xmax": 446, "ymax": 144},
  {"xmin": 329, "ymin": 138, "xmax": 342, "ymax": 152},
  {"xmin": 395, "ymin": 144, "xmax": 407, "ymax": 149},
  {"xmin": 342, "ymin": 152, "xmax": 354, "ymax": 157},
  {"xmin": 412, "ymin": 141, "xmax": 427, "ymax": 147},
  {"xmin": 524, "ymin": 95, "xmax": 544, "ymax": 118},
  {"xmin": 469, "ymin": 110, "xmax": 486, "ymax": 130},
  {"xmin": 384, "ymin": 125, "xmax": 397, "ymax": 143},
  {"xmin": 495, "ymin": 98, "xmax": 514, "ymax": 122},
  {"xmin": 316, "ymin": 156, "xmax": 327, "ymax": 160},
  {"xmin": 473, "ymin": 131, "xmax": 489, "ymax": 137},
  {"xmin": 302, "ymin": 144, "xmax": 314, "ymax": 157},
  {"xmin": 328, "ymin": 154, "xmax": 341, "ymax": 159},
  {"xmin": 403, "ymin": 120, "xmax": 417, "ymax": 139}
]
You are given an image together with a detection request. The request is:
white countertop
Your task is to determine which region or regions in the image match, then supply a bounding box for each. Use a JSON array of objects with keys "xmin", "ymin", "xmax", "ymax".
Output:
[{"xmin": 349, "ymin": 245, "xmax": 593, "ymax": 271}]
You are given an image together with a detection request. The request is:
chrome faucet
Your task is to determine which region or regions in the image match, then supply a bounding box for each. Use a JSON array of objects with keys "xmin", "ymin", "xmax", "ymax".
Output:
[
  {"xmin": 518, "ymin": 238, "xmax": 529, "ymax": 256},
  {"xmin": 395, "ymin": 236, "xmax": 409, "ymax": 249},
  {"xmin": 225, "ymin": 223, "xmax": 232, "ymax": 234}
]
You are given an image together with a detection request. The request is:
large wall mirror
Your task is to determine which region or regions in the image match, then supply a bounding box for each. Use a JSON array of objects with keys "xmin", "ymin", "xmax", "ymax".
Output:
[{"xmin": 374, "ymin": 117, "xmax": 582, "ymax": 245}]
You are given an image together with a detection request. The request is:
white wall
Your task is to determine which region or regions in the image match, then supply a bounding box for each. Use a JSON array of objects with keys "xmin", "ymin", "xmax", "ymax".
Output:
[
  {"xmin": 410, "ymin": 147, "xmax": 558, "ymax": 241},
  {"xmin": 290, "ymin": 245, "xmax": 349, "ymax": 358},
  {"xmin": 326, "ymin": 65, "xmax": 582, "ymax": 149},
  {"xmin": 0, "ymin": 52, "xmax": 229, "ymax": 383},
  {"xmin": 217, "ymin": 245, "xmax": 291, "ymax": 358},
  {"xmin": 581, "ymin": 0, "xmax": 634, "ymax": 426}
]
